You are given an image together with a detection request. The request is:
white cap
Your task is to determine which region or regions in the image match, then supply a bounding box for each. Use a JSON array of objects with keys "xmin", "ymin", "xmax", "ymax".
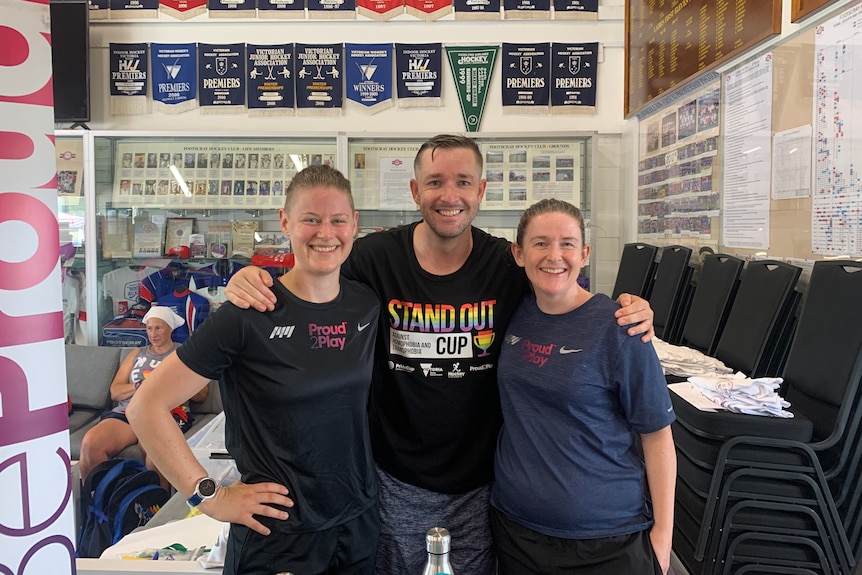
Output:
[{"xmin": 142, "ymin": 305, "xmax": 185, "ymax": 330}]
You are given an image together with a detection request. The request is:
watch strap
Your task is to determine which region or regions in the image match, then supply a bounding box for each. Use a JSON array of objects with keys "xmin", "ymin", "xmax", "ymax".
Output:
[{"xmin": 187, "ymin": 492, "xmax": 205, "ymax": 507}]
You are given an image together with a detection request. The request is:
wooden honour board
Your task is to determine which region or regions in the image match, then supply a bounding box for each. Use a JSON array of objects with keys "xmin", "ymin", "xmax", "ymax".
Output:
[{"xmin": 625, "ymin": 0, "xmax": 781, "ymax": 117}]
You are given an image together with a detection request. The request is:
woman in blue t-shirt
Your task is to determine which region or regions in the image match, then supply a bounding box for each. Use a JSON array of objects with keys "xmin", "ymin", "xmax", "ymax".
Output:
[{"xmin": 490, "ymin": 198, "xmax": 676, "ymax": 574}]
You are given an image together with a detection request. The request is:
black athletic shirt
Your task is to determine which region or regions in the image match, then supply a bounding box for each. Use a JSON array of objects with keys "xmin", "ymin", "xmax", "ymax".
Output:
[
  {"xmin": 343, "ymin": 223, "xmax": 530, "ymax": 494},
  {"xmin": 177, "ymin": 279, "xmax": 380, "ymax": 533}
]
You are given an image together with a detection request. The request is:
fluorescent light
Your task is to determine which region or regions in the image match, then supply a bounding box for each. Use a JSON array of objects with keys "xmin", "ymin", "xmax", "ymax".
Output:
[
  {"xmin": 289, "ymin": 154, "xmax": 304, "ymax": 171},
  {"xmin": 789, "ymin": 148, "xmax": 798, "ymax": 154},
  {"xmin": 742, "ymin": 146, "xmax": 761, "ymax": 155},
  {"xmin": 169, "ymin": 164, "xmax": 191, "ymax": 197}
]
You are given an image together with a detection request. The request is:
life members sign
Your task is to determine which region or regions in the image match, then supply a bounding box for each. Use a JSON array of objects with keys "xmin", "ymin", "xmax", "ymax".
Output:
[{"xmin": 0, "ymin": 0, "xmax": 76, "ymax": 572}]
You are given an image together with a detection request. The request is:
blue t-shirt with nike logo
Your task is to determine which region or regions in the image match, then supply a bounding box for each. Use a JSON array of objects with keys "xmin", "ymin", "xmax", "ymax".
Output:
[{"xmin": 491, "ymin": 292, "xmax": 674, "ymax": 539}]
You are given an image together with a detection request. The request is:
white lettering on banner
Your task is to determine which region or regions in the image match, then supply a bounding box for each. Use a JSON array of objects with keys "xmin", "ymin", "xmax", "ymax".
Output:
[
  {"xmin": 555, "ymin": 77, "xmax": 593, "ymax": 88},
  {"xmin": 0, "ymin": 6, "xmax": 52, "ymax": 97},
  {"xmin": 203, "ymin": 77, "xmax": 242, "ymax": 89},
  {"xmin": 0, "ymin": 1, "xmax": 76, "ymax": 573},
  {"xmin": 389, "ymin": 330, "xmax": 473, "ymax": 359}
]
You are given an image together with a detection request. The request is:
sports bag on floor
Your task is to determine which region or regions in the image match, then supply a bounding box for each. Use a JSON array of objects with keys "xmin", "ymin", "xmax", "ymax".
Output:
[{"xmin": 77, "ymin": 458, "xmax": 170, "ymax": 558}]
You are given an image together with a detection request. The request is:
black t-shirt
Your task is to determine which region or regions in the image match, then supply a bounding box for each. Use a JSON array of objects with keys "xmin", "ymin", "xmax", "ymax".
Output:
[
  {"xmin": 177, "ymin": 279, "xmax": 379, "ymax": 533},
  {"xmin": 343, "ymin": 223, "xmax": 530, "ymax": 493}
]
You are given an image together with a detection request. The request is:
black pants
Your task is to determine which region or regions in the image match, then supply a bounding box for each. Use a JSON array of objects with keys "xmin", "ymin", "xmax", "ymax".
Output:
[
  {"xmin": 224, "ymin": 504, "xmax": 380, "ymax": 575},
  {"xmin": 491, "ymin": 506, "xmax": 663, "ymax": 575}
]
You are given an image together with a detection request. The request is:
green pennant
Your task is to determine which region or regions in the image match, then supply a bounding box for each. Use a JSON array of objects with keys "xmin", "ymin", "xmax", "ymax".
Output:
[{"xmin": 445, "ymin": 45, "xmax": 499, "ymax": 133}]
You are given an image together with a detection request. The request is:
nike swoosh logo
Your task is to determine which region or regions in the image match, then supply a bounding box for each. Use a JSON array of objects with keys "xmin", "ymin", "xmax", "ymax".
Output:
[
  {"xmin": 358, "ymin": 322, "xmax": 371, "ymax": 331},
  {"xmin": 559, "ymin": 347, "xmax": 582, "ymax": 354}
]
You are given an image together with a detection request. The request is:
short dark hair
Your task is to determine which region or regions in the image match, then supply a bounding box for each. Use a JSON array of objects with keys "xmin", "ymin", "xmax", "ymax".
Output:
[
  {"xmin": 516, "ymin": 198, "xmax": 585, "ymax": 247},
  {"xmin": 414, "ymin": 134, "xmax": 483, "ymax": 175},
  {"xmin": 284, "ymin": 164, "xmax": 354, "ymax": 211}
]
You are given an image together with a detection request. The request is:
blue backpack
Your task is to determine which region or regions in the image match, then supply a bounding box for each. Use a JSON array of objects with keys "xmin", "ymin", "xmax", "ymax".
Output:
[{"xmin": 77, "ymin": 459, "xmax": 170, "ymax": 558}]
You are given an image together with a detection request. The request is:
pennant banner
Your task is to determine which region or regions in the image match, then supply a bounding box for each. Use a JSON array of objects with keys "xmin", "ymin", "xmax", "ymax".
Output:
[
  {"xmin": 551, "ymin": 42, "xmax": 598, "ymax": 114},
  {"xmin": 503, "ymin": 0, "xmax": 548, "ymax": 19},
  {"xmin": 109, "ymin": 43, "xmax": 149, "ymax": 116},
  {"xmin": 199, "ymin": 43, "xmax": 246, "ymax": 114},
  {"xmin": 346, "ymin": 43, "xmax": 393, "ymax": 114},
  {"xmin": 405, "ymin": 0, "xmax": 451, "ymax": 20},
  {"xmin": 160, "ymin": 0, "xmax": 206, "ymax": 19},
  {"xmin": 307, "ymin": 0, "xmax": 356, "ymax": 18},
  {"xmin": 395, "ymin": 43, "xmax": 442, "ymax": 107},
  {"xmin": 357, "ymin": 0, "xmax": 403, "ymax": 20},
  {"xmin": 247, "ymin": 44, "xmax": 295, "ymax": 116},
  {"xmin": 207, "ymin": 0, "xmax": 255, "ymax": 17},
  {"xmin": 453, "ymin": 0, "xmax": 499, "ymax": 19},
  {"xmin": 445, "ymin": 45, "xmax": 498, "ymax": 133},
  {"xmin": 109, "ymin": 0, "xmax": 158, "ymax": 17},
  {"xmin": 295, "ymin": 44, "xmax": 344, "ymax": 116},
  {"xmin": 257, "ymin": 0, "xmax": 304, "ymax": 18},
  {"xmin": 88, "ymin": 0, "xmax": 109, "ymax": 19},
  {"xmin": 502, "ymin": 42, "xmax": 550, "ymax": 114},
  {"xmin": 151, "ymin": 43, "xmax": 197, "ymax": 114},
  {"xmin": 552, "ymin": 0, "xmax": 596, "ymax": 19}
]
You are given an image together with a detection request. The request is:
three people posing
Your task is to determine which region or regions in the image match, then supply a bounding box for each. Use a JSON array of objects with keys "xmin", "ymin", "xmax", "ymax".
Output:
[{"xmin": 218, "ymin": 135, "xmax": 666, "ymax": 573}]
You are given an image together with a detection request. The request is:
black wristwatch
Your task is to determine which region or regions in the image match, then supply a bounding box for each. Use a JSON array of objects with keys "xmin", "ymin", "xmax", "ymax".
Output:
[{"xmin": 187, "ymin": 476, "xmax": 218, "ymax": 508}]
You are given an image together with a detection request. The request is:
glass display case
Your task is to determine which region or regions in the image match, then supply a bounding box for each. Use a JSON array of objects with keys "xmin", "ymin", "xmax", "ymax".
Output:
[
  {"xmin": 89, "ymin": 132, "xmax": 336, "ymax": 346},
  {"xmin": 56, "ymin": 129, "xmax": 89, "ymax": 345},
  {"xmin": 346, "ymin": 133, "xmax": 591, "ymax": 256},
  {"xmin": 84, "ymin": 132, "xmax": 591, "ymax": 347}
]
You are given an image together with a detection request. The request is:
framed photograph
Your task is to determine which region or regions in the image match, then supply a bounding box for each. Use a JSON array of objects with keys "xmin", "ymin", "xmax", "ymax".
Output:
[
  {"xmin": 164, "ymin": 217, "xmax": 194, "ymax": 258},
  {"xmin": 231, "ymin": 220, "xmax": 259, "ymax": 259},
  {"xmin": 133, "ymin": 221, "xmax": 162, "ymax": 259}
]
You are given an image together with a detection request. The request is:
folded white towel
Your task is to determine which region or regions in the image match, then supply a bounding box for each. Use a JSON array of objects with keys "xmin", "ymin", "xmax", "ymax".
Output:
[
  {"xmin": 689, "ymin": 372, "xmax": 782, "ymax": 396},
  {"xmin": 652, "ymin": 338, "xmax": 734, "ymax": 377},
  {"xmin": 687, "ymin": 372, "xmax": 793, "ymax": 418}
]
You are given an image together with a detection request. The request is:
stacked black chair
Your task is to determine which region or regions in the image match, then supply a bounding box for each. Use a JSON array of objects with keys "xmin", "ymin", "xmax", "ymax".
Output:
[
  {"xmin": 671, "ymin": 261, "xmax": 862, "ymax": 575},
  {"xmin": 678, "ymin": 254, "xmax": 744, "ymax": 356},
  {"xmin": 710, "ymin": 260, "xmax": 802, "ymax": 379},
  {"xmin": 611, "ymin": 242, "xmax": 658, "ymax": 300},
  {"xmin": 665, "ymin": 259, "xmax": 799, "ymax": 387},
  {"xmin": 649, "ymin": 245, "xmax": 694, "ymax": 344}
]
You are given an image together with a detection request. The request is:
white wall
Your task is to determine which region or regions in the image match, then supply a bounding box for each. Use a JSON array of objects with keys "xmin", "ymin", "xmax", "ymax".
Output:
[
  {"xmin": 619, "ymin": 0, "xmax": 859, "ymax": 254},
  {"xmin": 84, "ymin": 4, "xmax": 630, "ymax": 134},
  {"xmin": 79, "ymin": 0, "xmax": 629, "ymax": 293}
]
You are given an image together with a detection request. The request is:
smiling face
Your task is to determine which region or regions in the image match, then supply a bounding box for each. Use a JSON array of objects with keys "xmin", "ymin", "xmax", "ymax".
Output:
[
  {"xmin": 410, "ymin": 146, "xmax": 486, "ymax": 240},
  {"xmin": 279, "ymin": 185, "xmax": 358, "ymax": 277},
  {"xmin": 512, "ymin": 206, "xmax": 590, "ymax": 312}
]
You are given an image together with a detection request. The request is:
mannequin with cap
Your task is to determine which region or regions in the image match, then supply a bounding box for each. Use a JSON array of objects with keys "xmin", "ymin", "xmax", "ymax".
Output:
[{"xmin": 78, "ymin": 305, "xmax": 207, "ymax": 482}]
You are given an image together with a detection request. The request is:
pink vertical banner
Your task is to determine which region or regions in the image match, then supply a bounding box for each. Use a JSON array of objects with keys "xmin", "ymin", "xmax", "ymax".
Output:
[{"xmin": 0, "ymin": 0, "xmax": 76, "ymax": 573}]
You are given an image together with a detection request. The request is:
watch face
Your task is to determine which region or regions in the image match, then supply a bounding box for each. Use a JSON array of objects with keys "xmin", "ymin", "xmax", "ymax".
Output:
[{"xmin": 199, "ymin": 478, "xmax": 217, "ymax": 497}]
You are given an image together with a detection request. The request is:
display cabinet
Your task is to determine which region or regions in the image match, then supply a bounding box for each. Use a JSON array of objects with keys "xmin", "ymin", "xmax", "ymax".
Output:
[
  {"xmin": 347, "ymin": 134, "xmax": 591, "ymax": 241},
  {"xmin": 56, "ymin": 129, "xmax": 89, "ymax": 345},
  {"xmin": 83, "ymin": 132, "xmax": 592, "ymax": 347},
  {"xmin": 346, "ymin": 133, "xmax": 593, "ymax": 291},
  {"xmin": 88, "ymin": 132, "xmax": 336, "ymax": 346}
]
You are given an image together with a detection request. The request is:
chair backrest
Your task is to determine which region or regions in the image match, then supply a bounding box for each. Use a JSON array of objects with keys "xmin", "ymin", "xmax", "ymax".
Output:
[
  {"xmin": 649, "ymin": 245, "xmax": 693, "ymax": 342},
  {"xmin": 783, "ymin": 261, "xmax": 862, "ymax": 445},
  {"xmin": 713, "ymin": 260, "xmax": 801, "ymax": 377},
  {"xmin": 681, "ymin": 254, "xmax": 744, "ymax": 355},
  {"xmin": 611, "ymin": 242, "xmax": 658, "ymax": 300}
]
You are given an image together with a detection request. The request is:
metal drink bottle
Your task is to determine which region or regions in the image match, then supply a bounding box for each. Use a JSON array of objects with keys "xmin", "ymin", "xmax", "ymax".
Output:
[{"xmin": 421, "ymin": 527, "xmax": 454, "ymax": 575}]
